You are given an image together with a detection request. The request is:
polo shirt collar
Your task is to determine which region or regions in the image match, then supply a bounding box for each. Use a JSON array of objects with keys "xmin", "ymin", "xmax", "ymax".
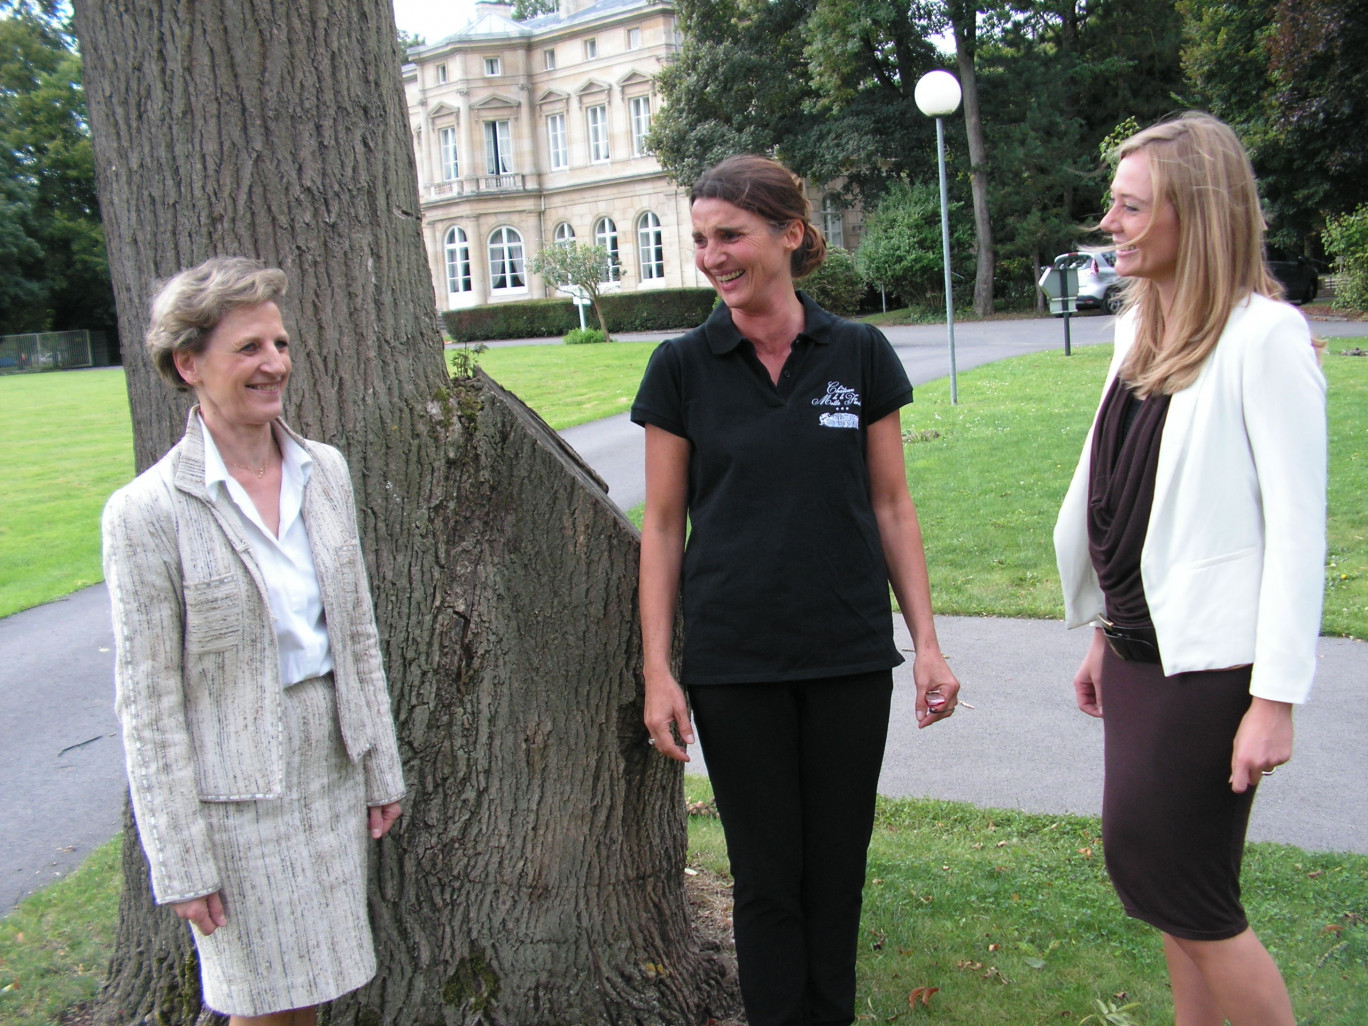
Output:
[{"xmin": 703, "ymin": 290, "xmax": 838, "ymax": 355}]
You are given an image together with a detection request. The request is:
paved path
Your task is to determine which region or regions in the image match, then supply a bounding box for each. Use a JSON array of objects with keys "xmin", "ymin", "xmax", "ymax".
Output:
[{"xmin": 5, "ymin": 312, "xmax": 1366, "ymax": 913}]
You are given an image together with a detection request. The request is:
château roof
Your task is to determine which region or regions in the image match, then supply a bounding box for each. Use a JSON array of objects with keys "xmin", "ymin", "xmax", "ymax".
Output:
[{"xmin": 411, "ymin": 0, "xmax": 660, "ymax": 55}]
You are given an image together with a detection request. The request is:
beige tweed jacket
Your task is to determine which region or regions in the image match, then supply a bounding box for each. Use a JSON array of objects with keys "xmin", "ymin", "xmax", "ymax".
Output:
[{"xmin": 102, "ymin": 409, "xmax": 406, "ymax": 905}]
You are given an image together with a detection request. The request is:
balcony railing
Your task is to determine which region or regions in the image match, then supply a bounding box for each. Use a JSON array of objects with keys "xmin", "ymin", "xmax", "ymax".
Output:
[{"xmin": 427, "ymin": 174, "xmax": 526, "ymax": 199}]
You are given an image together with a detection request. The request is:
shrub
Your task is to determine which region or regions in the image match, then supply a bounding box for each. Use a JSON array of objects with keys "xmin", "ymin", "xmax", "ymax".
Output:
[
  {"xmin": 798, "ymin": 247, "xmax": 866, "ymax": 316},
  {"xmin": 564, "ymin": 328, "xmax": 606, "ymax": 345},
  {"xmin": 1323, "ymin": 205, "xmax": 1368, "ymax": 313},
  {"xmin": 442, "ymin": 288, "xmax": 717, "ymax": 342},
  {"xmin": 855, "ymin": 180, "xmax": 973, "ymax": 309}
]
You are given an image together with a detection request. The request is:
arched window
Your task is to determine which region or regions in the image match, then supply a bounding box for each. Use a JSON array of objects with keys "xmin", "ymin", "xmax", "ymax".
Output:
[
  {"xmin": 444, "ymin": 226, "xmax": 472, "ymax": 294},
  {"xmin": 637, "ymin": 211, "xmax": 664, "ymax": 280},
  {"xmin": 554, "ymin": 222, "xmax": 576, "ymax": 245},
  {"xmin": 488, "ymin": 226, "xmax": 526, "ymax": 291},
  {"xmin": 594, "ymin": 217, "xmax": 621, "ymax": 282},
  {"xmin": 822, "ymin": 194, "xmax": 844, "ymax": 250}
]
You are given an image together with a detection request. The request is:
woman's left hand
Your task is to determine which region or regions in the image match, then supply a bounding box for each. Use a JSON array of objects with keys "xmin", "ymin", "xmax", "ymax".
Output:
[
  {"xmin": 368, "ymin": 802, "xmax": 402, "ymax": 839},
  {"xmin": 913, "ymin": 649, "xmax": 960, "ymax": 728},
  {"xmin": 1230, "ymin": 697, "xmax": 1294, "ymax": 793}
]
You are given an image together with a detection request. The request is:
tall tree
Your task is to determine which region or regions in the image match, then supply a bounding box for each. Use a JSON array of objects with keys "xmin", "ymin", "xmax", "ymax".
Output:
[
  {"xmin": 1265, "ymin": 0, "xmax": 1368, "ymax": 239},
  {"xmin": 0, "ymin": 2, "xmax": 115, "ymax": 339},
  {"xmin": 652, "ymin": 0, "xmax": 823, "ymax": 187},
  {"xmin": 944, "ymin": 0, "xmax": 995, "ymax": 315},
  {"xmin": 513, "ymin": 0, "xmax": 559, "ymax": 19},
  {"xmin": 71, "ymin": 1, "xmax": 737, "ymax": 1023}
]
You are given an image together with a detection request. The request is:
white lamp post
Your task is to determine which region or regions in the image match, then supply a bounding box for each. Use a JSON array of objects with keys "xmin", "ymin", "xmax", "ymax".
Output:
[{"xmin": 915, "ymin": 70, "xmax": 963, "ymax": 404}]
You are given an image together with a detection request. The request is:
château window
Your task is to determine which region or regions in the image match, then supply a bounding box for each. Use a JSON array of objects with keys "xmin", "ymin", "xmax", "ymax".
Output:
[
  {"xmin": 594, "ymin": 217, "xmax": 620, "ymax": 282},
  {"xmin": 637, "ymin": 211, "xmax": 664, "ymax": 280},
  {"xmin": 484, "ymin": 119, "xmax": 513, "ymax": 175},
  {"xmin": 488, "ymin": 226, "xmax": 526, "ymax": 291},
  {"xmin": 626, "ymin": 27, "xmax": 642, "ymax": 50},
  {"xmin": 547, "ymin": 113, "xmax": 568, "ymax": 171},
  {"xmin": 822, "ymin": 195, "xmax": 845, "ymax": 250},
  {"xmin": 484, "ymin": 56, "xmax": 501, "ymax": 76},
  {"xmin": 439, "ymin": 126, "xmax": 459, "ymax": 181},
  {"xmin": 544, "ymin": 48, "xmax": 556, "ymax": 70},
  {"xmin": 584, "ymin": 38, "xmax": 597, "ymax": 60},
  {"xmin": 629, "ymin": 96, "xmax": 652, "ymax": 156},
  {"xmin": 587, "ymin": 104, "xmax": 610, "ymax": 163},
  {"xmin": 444, "ymin": 226, "xmax": 471, "ymax": 294},
  {"xmin": 554, "ymin": 222, "xmax": 575, "ymax": 245}
]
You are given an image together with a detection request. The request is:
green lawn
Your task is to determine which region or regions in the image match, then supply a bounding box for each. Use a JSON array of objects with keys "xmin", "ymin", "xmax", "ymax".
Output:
[
  {"xmin": 683, "ymin": 776, "xmax": 1368, "ymax": 1026},
  {"xmin": 448, "ymin": 341, "xmax": 661, "ymax": 430},
  {"xmin": 6, "ymin": 789, "xmax": 1363, "ymax": 1026},
  {"xmin": 0, "ymin": 838, "xmax": 120, "ymax": 1026},
  {"xmin": 0, "ymin": 370, "xmax": 134, "ymax": 618}
]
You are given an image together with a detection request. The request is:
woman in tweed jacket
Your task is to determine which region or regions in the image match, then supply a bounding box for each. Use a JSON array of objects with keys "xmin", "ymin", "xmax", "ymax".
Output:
[{"xmin": 102, "ymin": 256, "xmax": 406, "ymax": 1024}]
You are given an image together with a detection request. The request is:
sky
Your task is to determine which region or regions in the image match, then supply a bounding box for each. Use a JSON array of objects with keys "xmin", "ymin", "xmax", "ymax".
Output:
[{"xmin": 392, "ymin": 0, "xmax": 482, "ymax": 44}]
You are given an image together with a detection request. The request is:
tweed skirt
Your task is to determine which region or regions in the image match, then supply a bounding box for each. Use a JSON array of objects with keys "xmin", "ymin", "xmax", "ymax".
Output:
[
  {"xmin": 194, "ymin": 674, "xmax": 375, "ymax": 1015},
  {"xmin": 1099, "ymin": 649, "xmax": 1257, "ymax": 941}
]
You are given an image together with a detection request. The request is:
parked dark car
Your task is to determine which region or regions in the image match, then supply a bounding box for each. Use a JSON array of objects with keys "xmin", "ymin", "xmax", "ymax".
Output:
[{"xmin": 1266, "ymin": 248, "xmax": 1319, "ymax": 305}]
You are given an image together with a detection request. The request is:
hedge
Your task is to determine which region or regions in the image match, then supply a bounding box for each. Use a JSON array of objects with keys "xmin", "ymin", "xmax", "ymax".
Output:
[{"xmin": 441, "ymin": 287, "xmax": 717, "ymax": 342}]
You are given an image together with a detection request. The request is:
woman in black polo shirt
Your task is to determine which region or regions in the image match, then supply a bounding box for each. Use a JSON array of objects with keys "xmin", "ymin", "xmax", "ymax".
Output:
[{"xmin": 632, "ymin": 154, "xmax": 960, "ymax": 1026}]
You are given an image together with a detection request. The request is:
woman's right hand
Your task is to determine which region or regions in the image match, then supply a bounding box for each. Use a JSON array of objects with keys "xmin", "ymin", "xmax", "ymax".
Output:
[
  {"xmin": 1073, "ymin": 627, "xmax": 1107, "ymax": 718},
  {"xmin": 644, "ymin": 670, "xmax": 694, "ymax": 762},
  {"xmin": 172, "ymin": 891, "xmax": 228, "ymax": 936}
]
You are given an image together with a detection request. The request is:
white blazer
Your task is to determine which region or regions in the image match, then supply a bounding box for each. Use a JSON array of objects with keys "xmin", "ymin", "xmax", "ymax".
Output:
[{"xmin": 1054, "ymin": 292, "xmax": 1326, "ymax": 704}]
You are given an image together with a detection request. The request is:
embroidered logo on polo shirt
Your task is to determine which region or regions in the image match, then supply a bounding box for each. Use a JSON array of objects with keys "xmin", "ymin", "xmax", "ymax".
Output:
[{"xmin": 812, "ymin": 381, "xmax": 861, "ymax": 429}]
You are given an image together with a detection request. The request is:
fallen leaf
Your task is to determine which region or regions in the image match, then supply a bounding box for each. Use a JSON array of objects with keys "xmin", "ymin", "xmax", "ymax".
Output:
[
  {"xmin": 907, "ymin": 986, "xmax": 939, "ymax": 1008},
  {"xmin": 1322, "ymin": 924, "xmax": 1343, "ymax": 934},
  {"xmin": 1078, "ymin": 846, "xmax": 1093, "ymax": 858},
  {"xmin": 870, "ymin": 930, "xmax": 886, "ymax": 950},
  {"xmin": 996, "ymin": 840, "xmax": 1008, "ymax": 848},
  {"xmin": 1307, "ymin": 870, "xmax": 1323, "ymax": 879},
  {"xmin": 683, "ymin": 867, "xmax": 698, "ymax": 877},
  {"xmin": 988, "ymin": 943, "xmax": 1000, "ymax": 952},
  {"xmin": 1, "ymin": 982, "xmax": 18, "ymax": 992},
  {"xmin": 955, "ymin": 960, "xmax": 983, "ymax": 972}
]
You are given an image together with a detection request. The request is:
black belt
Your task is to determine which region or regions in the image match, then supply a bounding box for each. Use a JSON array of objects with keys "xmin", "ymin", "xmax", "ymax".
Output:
[{"xmin": 1098, "ymin": 616, "xmax": 1160, "ymax": 664}]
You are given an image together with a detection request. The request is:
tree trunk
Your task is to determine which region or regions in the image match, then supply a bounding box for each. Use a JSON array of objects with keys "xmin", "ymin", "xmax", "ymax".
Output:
[
  {"xmin": 72, "ymin": 1, "xmax": 737, "ymax": 1023},
  {"xmin": 950, "ymin": 3, "xmax": 994, "ymax": 318}
]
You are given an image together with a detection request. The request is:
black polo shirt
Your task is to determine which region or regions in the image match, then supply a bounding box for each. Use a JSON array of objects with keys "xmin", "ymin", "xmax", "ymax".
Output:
[{"xmin": 631, "ymin": 292, "xmax": 913, "ymax": 685}]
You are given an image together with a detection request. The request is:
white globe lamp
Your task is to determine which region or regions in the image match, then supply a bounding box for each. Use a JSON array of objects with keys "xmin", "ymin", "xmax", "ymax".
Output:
[{"xmin": 914, "ymin": 70, "xmax": 962, "ymax": 118}]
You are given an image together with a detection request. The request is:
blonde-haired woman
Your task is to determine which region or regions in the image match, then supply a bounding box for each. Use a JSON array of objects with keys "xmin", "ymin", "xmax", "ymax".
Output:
[
  {"xmin": 103, "ymin": 256, "xmax": 405, "ymax": 1024},
  {"xmin": 1055, "ymin": 113, "xmax": 1324, "ymax": 1026}
]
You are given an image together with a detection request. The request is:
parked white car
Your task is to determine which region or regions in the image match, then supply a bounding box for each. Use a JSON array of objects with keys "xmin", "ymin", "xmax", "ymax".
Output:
[{"xmin": 1039, "ymin": 251, "xmax": 1123, "ymax": 315}]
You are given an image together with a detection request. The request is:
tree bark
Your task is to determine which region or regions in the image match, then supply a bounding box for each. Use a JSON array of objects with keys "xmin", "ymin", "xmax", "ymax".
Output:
[
  {"xmin": 72, "ymin": 1, "xmax": 737, "ymax": 1023},
  {"xmin": 949, "ymin": 2, "xmax": 995, "ymax": 318}
]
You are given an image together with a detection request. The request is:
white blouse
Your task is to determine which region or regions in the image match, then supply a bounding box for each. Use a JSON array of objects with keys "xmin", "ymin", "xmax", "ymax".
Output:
[{"xmin": 200, "ymin": 417, "xmax": 333, "ymax": 686}]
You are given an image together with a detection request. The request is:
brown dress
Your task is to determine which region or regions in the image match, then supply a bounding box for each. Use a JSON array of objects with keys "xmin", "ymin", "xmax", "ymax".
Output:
[{"xmin": 1087, "ymin": 377, "xmax": 1257, "ymax": 941}]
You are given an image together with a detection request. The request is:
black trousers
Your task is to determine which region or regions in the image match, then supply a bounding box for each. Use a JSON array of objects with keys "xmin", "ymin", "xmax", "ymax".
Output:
[{"xmin": 689, "ymin": 669, "xmax": 893, "ymax": 1026}]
